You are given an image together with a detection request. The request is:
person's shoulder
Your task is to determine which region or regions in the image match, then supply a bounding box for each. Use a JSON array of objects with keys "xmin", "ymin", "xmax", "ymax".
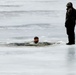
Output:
[
  {"xmin": 72, "ymin": 8, "xmax": 76, "ymax": 12},
  {"xmin": 73, "ymin": 7, "xmax": 76, "ymax": 10},
  {"xmin": 26, "ymin": 41, "xmax": 34, "ymax": 44}
]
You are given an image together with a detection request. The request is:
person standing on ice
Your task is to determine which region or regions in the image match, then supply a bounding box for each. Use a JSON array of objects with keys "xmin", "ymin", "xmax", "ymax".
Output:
[{"xmin": 65, "ymin": 2, "xmax": 76, "ymax": 45}]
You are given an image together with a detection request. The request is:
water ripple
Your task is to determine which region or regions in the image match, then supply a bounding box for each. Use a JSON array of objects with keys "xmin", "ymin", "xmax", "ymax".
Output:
[{"xmin": 0, "ymin": 5, "xmax": 21, "ymax": 7}]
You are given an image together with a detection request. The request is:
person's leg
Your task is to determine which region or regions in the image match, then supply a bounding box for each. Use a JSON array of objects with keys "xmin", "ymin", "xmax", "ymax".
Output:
[
  {"xmin": 70, "ymin": 27, "xmax": 75, "ymax": 44},
  {"xmin": 67, "ymin": 27, "xmax": 75, "ymax": 45},
  {"xmin": 66, "ymin": 28, "xmax": 70, "ymax": 44}
]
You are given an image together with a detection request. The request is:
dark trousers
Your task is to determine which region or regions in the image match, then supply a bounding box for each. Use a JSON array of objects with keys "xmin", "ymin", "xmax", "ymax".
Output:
[{"xmin": 66, "ymin": 27, "xmax": 75, "ymax": 44}]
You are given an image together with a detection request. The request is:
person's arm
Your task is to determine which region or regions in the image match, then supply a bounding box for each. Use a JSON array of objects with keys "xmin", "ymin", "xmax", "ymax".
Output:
[
  {"xmin": 67, "ymin": 8, "xmax": 72, "ymax": 18},
  {"xmin": 65, "ymin": 8, "xmax": 72, "ymax": 27}
]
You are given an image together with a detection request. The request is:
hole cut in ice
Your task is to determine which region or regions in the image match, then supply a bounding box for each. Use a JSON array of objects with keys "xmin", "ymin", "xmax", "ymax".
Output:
[{"xmin": 7, "ymin": 42, "xmax": 56, "ymax": 47}]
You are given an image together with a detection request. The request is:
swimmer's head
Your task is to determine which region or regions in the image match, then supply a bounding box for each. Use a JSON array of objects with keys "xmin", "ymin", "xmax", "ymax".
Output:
[{"xmin": 34, "ymin": 36, "xmax": 39, "ymax": 44}]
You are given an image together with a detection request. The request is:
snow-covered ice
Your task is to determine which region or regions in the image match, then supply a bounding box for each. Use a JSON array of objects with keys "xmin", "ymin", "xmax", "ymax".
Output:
[
  {"xmin": 0, "ymin": 0, "xmax": 76, "ymax": 75},
  {"xmin": 0, "ymin": 45, "xmax": 76, "ymax": 75}
]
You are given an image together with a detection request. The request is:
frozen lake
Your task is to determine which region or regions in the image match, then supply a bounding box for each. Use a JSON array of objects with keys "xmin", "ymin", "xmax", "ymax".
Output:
[
  {"xmin": 0, "ymin": 0, "xmax": 76, "ymax": 75},
  {"xmin": 0, "ymin": 45, "xmax": 76, "ymax": 75},
  {"xmin": 0, "ymin": 0, "xmax": 69, "ymax": 42}
]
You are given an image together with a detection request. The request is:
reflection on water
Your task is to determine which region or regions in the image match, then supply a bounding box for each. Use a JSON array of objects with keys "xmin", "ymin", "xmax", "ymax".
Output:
[
  {"xmin": 67, "ymin": 46, "xmax": 76, "ymax": 75},
  {"xmin": 67, "ymin": 47, "xmax": 75, "ymax": 62}
]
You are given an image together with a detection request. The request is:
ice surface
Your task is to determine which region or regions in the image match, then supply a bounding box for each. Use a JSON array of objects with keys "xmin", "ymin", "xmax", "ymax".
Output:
[
  {"xmin": 0, "ymin": 0, "xmax": 76, "ymax": 75},
  {"xmin": 0, "ymin": 45, "xmax": 76, "ymax": 75}
]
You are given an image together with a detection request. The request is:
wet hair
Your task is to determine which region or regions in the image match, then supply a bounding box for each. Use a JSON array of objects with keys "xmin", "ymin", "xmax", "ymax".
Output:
[{"xmin": 34, "ymin": 36, "xmax": 39, "ymax": 39}]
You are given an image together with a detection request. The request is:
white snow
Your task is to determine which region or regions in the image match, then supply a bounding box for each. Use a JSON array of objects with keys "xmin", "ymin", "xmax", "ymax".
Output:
[
  {"xmin": 0, "ymin": 45, "xmax": 76, "ymax": 75},
  {"xmin": 0, "ymin": 0, "xmax": 76, "ymax": 75}
]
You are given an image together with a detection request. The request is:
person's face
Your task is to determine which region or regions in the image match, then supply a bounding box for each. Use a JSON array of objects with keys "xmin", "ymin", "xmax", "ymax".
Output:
[
  {"xmin": 66, "ymin": 5, "xmax": 71, "ymax": 10},
  {"xmin": 34, "ymin": 38, "xmax": 39, "ymax": 43},
  {"xmin": 67, "ymin": 6, "xmax": 71, "ymax": 8},
  {"xmin": 66, "ymin": 3, "xmax": 72, "ymax": 9}
]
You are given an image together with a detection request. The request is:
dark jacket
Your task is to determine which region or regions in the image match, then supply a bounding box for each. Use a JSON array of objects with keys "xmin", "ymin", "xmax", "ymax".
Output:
[{"xmin": 65, "ymin": 7, "xmax": 76, "ymax": 28}]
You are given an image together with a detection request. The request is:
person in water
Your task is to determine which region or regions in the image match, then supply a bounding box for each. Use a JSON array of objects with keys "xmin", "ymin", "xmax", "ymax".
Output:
[
  {"xmin": 9, "ymin": 36, "xmax": 53, "ymax": 46},
  {"xmin": 34, "ymin": 36, "xmax": 39, "ymax": 44},
  {"xmin": 33, "ymin": 36, "xmax": 52, "ymax": 45}
]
